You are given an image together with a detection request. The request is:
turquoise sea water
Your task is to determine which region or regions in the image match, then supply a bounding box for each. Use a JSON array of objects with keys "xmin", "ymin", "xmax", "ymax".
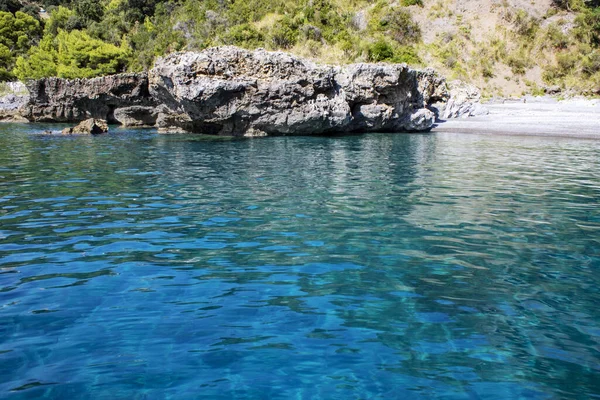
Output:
[{"xmin": 0, "ymin": 124, "xmax": 599, "ymax": 399}]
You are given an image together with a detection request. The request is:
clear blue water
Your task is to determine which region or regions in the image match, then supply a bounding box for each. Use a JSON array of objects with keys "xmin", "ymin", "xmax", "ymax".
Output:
[{"xmin": 1, "ymin": 124, "xmax": 599, "ymax": 399}]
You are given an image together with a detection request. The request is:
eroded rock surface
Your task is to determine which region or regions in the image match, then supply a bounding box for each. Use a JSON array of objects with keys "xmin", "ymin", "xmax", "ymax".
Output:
[
  {"xmin": 25, "ymin": 46, "xmax": 458, "ymax": 135},
  {"xmin": 62, "ymin": 119, "xmax": 109, "ymax": 135},
  {"xmin": 0, "ymin": 82, "xmax": 29, "ymax": 122},
  {"xmin": 440, "ymin": 80, "xmax": 489, "ymax": 119},
  {"xmin": 148, "ymin": 47, "xmax": 449, "ymax": 135},
  {"xmin": 25, "ymin": 74, "xmax": 155, "ymax": 124}
]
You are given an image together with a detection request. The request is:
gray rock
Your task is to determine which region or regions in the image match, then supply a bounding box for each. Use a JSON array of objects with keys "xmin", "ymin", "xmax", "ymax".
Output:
[
  {"xmin": 62, "ymin": 119, "xmax": 109, "ymax": 135},
  {"xmin": 148, "ymin": 46, "xmax": 449, "ymax": 135},
  {"xmin": 113, "ymin": 106, "xmax": 159, "ymax": 127},
  {"xmin": 405, "ymin": 108, "xmax": 436, "ymax": 131},
  {"xmin": 25, "ymin": 73, "xmax": 155, "ymax": 123},
  {"xmin": 0, "ymin": 81, "xmax": 29, "ymax": 121},
  {"xmin": 544, "ymin": 85, "xmax": 561, "ymax": 95},
  {"xmin": 441, "ymin": 80, "xmax": 488, "ymax": 119},
  {"xmin": 469, "ymin": 102, "xmax": 490, "ymax": 117},
  {"xmin": 25, "ymin": 46, "xmax": 452, "ymax": 135}
]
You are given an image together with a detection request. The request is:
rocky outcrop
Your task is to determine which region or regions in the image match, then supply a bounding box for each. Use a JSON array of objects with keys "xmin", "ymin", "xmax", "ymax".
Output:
[
  {"xmin": 148, "ymin": 47, "xmax": 448, "ymax": 135},
  {"xmin": 62, "ymin": 119, "xmax": 109, "ymax": 135},
  {"xmin": 0, "ymin": 82, "xmax": 29, "ymax": 122},
  {"xmin": 439, "ymin": 80, "xmax": 489, "ymax": 119},
  {"xmin": 112, "ymin": 106, "xmax": 159, "ymax": 127},
  {"xmin": 24, "ymin": 46, "xmax": 456, "ymax": 135},
  {"xmin": 24, "ymin": 73, "xmax": 156, "ymax": 124}
]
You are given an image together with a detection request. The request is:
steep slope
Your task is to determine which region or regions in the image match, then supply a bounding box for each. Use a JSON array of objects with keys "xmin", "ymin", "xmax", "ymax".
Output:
[
  {"xmin": 4, "ymin": 0, "xmax": 599, "ymax": 97},
  {"xmin": 407, "ymin": 0, "xmax": 600, "ymax": 97}
]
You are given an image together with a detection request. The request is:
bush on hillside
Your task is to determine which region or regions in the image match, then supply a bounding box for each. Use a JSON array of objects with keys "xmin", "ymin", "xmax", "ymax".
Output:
[
  {"xmin": 14, "ymin": 30, "xmax": 129, "ymax": 80},
  {"xmin": 369, "ymin": 4, "xmax": 421, "ymax": 45},
  {"xmin": 400, "ymin": 0, "xmax": 423, "ymax": 6},
  {"xmin": 367, "ymin": 39, "xmax": 420, "ymax": 64}
]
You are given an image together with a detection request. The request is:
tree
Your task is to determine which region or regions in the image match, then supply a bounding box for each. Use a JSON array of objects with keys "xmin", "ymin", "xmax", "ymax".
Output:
[
  {"xmin": 0, "ymin": 11, "xmax": 42, "ymax": 52},
  {"xmin": 74, "ymin": 0, "xmax": 104, "ymax": 26},
  {"xmin": 13, "ymin": 36, "xmax": 57, "ymax": 80},
  {"xmin": 44, "ymin": 6, "xmax": 76, "ymax": 36},
  {"xmin": 0, "ymin": 11, "xmax": 42, "ymax": 80},
  {"xmin": 14, "ymin": 30, "xmax": 129, "ymax": 80},
  {"xmin": 0, "ymin": 43, "xmax": 13, "ymax": 79},
  {"xmin": 113, "ymin": 0, "xmax": 165, "ymax": 24},
  {"xmin": 0, "ymin": 0, "xmax": 21, "ymax": 13}
]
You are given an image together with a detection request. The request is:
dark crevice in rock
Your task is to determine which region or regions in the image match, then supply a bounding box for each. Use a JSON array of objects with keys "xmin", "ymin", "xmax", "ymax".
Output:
[{"xmin": 106, "ymin": 105, "xmax": 118, "ymax": 124}]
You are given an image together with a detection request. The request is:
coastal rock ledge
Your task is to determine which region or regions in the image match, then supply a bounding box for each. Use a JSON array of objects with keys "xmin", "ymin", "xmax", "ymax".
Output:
[{"xmin": 25, "ymin": 46, "xmax": 451, "ymax": 136}]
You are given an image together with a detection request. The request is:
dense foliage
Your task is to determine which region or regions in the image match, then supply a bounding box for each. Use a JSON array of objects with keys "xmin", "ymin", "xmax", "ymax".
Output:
[
  {"xmin": 0, "ymin": 0, "xmax": 599, "ymax": 95},
  {"xmin": 14, "ymin": 30, "xmax": 128, "ymax": 80},
  {"xmin": 0, "ymin": 0, "xmax": 426, "ymax": 81},
  {"xmin": 0, "ymin": 11, "xmax": 42, "ymax": 80}
]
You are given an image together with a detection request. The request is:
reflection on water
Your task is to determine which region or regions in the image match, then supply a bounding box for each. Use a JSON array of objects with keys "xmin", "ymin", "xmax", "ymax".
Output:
[{"xmin": 0, "ymin": 125, "xmax": 599, "ymax": 399}]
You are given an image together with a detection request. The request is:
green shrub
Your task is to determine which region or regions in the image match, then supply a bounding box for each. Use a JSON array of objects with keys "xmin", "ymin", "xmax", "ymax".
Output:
[
  {"xmin": 400, "ymin": 0, "xmax": 423, "ymax": 6},
  {"xmin": 366, "ymin": 39, "xmax": 420, "ymax": 64},
  {"xmin": 582, "ymin": 50, "xmax": 600, "ymax": 75},
  {"xmin": 544, "ymin": 24, "xmax": 570, "ymax": 49},
  {"xmin": 0, "ymin": 0, "xmax": 21, "ymax": 13},
  {"xmin": 575, "ymin": 6, "xmax": 600, "ymax": 46},
  {"xmin": 224, "ymin": 24, "xmax": 265, "ymax": 48},
  {"xmin": 14, "ymin": 30, "xmax": 129, "ymax": 80},
  {"xmin": 393, "ymin": 45, "xmax": 421, "ymax": 64},
  {"xmin": 268, "ymin": 16, "xmax": 298, "ymax": 49},
  {"xmin": 370, "ymin": 6, "xmax": 421, "ymax": 45},
  {"xmin": 552, "ymin": 0, "xmax": 587, "ymax": 11},
  {"xmin": 556, "ymin": 50, "xmax": 579, "ymax": 72},
  {"xmin": 0, "ymin": 11, "xmax": 42, "ymax": 52},
  {"xmin": 13, "ymin": 36, "xmax": 58, "ymax": 80},
  {"xmin": 512, "ymin": 9, "xmax": 539, "ymax": 37},
  {"xmin": 44, "ymin": 6, "xmax": 76, "ymax": 36},
  {"xmin": 74, "ymin": 0, "xmax": 104, "ymax": 26},
  {"xmin": 367, "ymin": 40, "xmax": 394, "ymax": 61}
]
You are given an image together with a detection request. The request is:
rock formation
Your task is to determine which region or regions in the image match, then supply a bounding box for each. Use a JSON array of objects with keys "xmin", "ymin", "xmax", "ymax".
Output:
[
  {"xmin": 439, "ymin": 80, "xmax": 489, "ymax": 119},
  {"xmin": 148, "ymin": 47, "xmax": 448, "ymax": 135},
  {"xmin": 0, "ymin": 82, "xmax": 29, "ymax": 122},
  {"xmin": 62, "ymin": 118, "xmax": 109, "ymax": 135},
  {"xmin": 22, "ymin": 46, "xmax": 480, "ymax": 136},
  {"xmin": 24, "ymin": 73, "xmax": 155, "ymax": 123}
]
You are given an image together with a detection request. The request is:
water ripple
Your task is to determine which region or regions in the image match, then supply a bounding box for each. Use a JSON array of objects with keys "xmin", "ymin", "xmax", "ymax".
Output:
[{"xmin": 0, "ymin": 127, "xmax": 599, "ymax": 398}]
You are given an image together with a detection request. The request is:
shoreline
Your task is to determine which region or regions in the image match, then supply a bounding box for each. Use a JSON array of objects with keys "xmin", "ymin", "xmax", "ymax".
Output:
[
  {"xmin": 3, "ymin": 89, "xmax": 600, "ymax": 139},
  {"xmin": 432, "ymin": 98, "xmax": 600, "ymax": 139}
]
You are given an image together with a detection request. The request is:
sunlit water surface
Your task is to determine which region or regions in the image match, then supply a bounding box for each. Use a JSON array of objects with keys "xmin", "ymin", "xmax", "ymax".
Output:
[{"xmin": 1, "ymin": 124, "xmax": 599, "ymax": 399}]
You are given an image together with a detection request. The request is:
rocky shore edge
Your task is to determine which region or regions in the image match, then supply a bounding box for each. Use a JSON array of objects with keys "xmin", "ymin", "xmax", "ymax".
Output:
[{"xmin": 1, "ymin": 46, "xmax": 484, "ymax": 136}]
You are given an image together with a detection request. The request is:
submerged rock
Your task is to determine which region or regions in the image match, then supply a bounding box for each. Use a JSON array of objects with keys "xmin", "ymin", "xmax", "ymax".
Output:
[
  {"xmin": 62, "ymin": 119, "xmax": 109, "ymax": 135},
  {"xmin": 25, "ymin": 46, "xmax": 459, "ymax": 135}
]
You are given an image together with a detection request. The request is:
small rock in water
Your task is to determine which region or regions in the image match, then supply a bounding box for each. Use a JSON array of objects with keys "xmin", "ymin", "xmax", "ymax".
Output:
[{"xmin": 62, "ymin": 119, "xmax": 109, "ymax": 135}]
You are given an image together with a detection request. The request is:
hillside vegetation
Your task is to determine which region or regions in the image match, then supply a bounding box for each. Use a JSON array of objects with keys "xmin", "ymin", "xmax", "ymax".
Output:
[{"xmin": 1, "ymin": 0, "xmax": 600, "ymax": 96}]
